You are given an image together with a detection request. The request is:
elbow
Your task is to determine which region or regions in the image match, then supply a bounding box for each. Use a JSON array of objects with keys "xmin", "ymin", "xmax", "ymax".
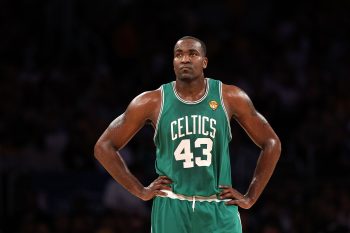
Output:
[
  {"xmin": 94, "ymin": 141, "xmax": 103, "ymax": 160},
  {"xmin": 262, "ymin": 136, "xmax": 281, "ymax": 160},
  {"xmin": 272, "ymin": 136, "xmax": 282, "ymax": 159},
  {"xmin": 94, "ymin": 139, "xmax": 119, "ymax": 160},
  {"xmin": 94, "ymin": 139, "xmax": 109, "ymax": 160}
]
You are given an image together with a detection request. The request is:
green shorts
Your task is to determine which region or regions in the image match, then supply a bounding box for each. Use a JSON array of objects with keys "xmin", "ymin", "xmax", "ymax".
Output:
[{"xmin": 151, "ymin": 194, "xmax": 242, "ymax": 233}]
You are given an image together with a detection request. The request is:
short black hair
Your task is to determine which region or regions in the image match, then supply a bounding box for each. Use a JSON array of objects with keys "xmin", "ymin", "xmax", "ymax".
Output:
[{"xmin": 175, "ymin": 36, "xmax": 207, "ymax": 56}]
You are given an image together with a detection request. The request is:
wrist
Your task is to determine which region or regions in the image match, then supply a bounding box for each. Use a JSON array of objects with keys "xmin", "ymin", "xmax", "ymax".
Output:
[
  {"xmin": 243, "ymin": 193, "xmax": 256, "ymax": 206},
  {"xmin": 133, "ymin": 186, "xmax": 146, "ymax": 200}
]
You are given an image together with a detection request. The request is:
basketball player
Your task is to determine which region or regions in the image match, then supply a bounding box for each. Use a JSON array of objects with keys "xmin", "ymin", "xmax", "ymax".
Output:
[{"xmin": 94, "ymin": 36, "xmax": 281, "ymax": 233}]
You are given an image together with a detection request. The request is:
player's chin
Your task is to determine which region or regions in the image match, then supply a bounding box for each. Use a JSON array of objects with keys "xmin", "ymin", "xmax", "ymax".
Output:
[{"xmin": 178, "ymin": 73, "xmax": 195, "ymax": 81}]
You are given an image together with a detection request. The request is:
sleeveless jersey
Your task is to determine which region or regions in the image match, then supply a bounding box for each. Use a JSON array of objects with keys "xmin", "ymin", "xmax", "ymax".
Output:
[{"xmin": 154, "ymin": 78, "xmax": 232, "ymax": 196}]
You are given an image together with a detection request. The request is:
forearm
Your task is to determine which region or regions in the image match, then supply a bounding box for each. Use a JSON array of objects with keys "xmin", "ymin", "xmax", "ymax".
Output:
[
  {"xmin": 245, "ymin": 138, "xmax": 281, "ymax": 204},
  {"xmin": 94, "ymin": 142, "xmax": 145, "ymax": 199}
]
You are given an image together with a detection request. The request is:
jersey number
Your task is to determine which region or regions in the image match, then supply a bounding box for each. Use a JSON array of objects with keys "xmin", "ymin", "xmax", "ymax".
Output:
[{"xmin": 174, "ymin": 138, "xmax": 213, "ymax": 168}]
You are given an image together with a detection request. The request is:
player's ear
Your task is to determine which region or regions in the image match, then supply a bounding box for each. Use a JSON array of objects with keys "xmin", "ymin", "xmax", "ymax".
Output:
[{"xmin": 202, "ymin": 57, "xmax": 208, "ymax": 69}]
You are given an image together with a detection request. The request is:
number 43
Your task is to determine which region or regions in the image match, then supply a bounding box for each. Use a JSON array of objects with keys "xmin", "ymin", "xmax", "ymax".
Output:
[{"xmin": 174, "ymin": 138, "xmax": 213, "ymax": 168}]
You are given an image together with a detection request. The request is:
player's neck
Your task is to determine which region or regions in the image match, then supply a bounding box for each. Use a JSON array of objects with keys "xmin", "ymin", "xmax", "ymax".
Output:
[{"xmin": 175, "ymin": 77, "xmax": 207, "ymax": 102}]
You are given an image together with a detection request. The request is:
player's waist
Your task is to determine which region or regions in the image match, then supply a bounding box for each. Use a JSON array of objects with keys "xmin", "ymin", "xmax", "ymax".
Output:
[{"xmin": 159, "ymin": 189, "xmax": 228, "ymax": 202}]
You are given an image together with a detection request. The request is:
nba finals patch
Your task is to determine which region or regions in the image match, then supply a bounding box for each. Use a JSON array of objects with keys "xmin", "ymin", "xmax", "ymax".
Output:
[{"xmin": 209, "ymin": 100, "xmax": 219, "ymax": 110}]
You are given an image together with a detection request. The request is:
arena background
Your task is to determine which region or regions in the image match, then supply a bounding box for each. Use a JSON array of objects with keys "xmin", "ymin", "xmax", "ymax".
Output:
[{"xmin": 1, "ymin": 0, "xmax": 349, "ymax": 232}]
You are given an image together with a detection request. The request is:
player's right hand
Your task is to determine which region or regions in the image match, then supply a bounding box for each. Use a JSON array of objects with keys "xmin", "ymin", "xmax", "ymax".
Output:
[{"xmin": 140, "ymin": 176, "xmax": 172, "ymax": 201}]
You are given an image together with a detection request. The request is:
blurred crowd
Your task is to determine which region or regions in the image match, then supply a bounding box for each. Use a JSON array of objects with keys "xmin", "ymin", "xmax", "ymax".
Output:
[{"xmin": 1, "ymin": 0, "xmax": 350, "ymax": 232}]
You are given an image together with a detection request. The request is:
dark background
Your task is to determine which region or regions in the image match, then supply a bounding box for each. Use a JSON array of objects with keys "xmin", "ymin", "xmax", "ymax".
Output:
[{"xmin": 1, "ymin": 0, "xmax": 350, "ymax": 232}]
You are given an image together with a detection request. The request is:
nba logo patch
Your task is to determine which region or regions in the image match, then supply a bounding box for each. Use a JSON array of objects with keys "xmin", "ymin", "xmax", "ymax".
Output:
[{"xmin": 209, "ymin": 100, "xmax": 219, "ymax": 110}]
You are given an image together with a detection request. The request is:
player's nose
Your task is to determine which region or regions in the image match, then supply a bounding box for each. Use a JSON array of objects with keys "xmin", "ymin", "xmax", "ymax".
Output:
[{"xmin": 181, "ymin": 54, "xmax": 191, "ymax": 62}]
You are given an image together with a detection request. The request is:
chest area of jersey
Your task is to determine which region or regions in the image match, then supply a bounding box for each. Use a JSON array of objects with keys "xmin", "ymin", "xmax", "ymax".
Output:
[{"xmin": 169, "ymin": 114, "xmax": 217, "ymax": 141}]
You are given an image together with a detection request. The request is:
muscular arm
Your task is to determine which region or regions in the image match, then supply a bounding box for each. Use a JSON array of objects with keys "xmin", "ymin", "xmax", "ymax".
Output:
[
  {"xmin": 94, "ymin": 89, "xmax": 171, "ymax": 201},
  {"xmin": 221, "ymin": 84, "xmax": 281, "ymax": 209}
]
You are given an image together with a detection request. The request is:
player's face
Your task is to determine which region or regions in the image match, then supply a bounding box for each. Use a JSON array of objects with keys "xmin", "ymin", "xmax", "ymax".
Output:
[{"xmin": 173, "ymin": 39, "xmax": 208, "ymax": 81}]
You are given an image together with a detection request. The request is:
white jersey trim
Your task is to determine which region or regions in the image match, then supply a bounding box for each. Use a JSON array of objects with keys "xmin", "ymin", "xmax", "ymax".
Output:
[
  {"xmin": 172, "ymin": 78, "xmax": 209, "ymax": 104},
  {"xmin": 219, "ymin": 81, "xmax": 232, "ymax": 140},
  {"xmin": 153, "ymin": 86, "xmax": 164, "ymax": 142}
]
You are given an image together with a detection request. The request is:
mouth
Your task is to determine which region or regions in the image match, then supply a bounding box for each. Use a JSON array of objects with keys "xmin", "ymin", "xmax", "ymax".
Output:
[{"xmin": 180, "ymin": 66, "xmax": 193, "ymax": 71}]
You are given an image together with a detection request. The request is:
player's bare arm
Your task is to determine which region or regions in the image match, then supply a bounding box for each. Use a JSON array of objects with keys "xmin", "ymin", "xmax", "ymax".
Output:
[
  {"xmin": 220, "ymin": 84, "xmax": 281, "ymax": 209},
  {"xmin": 94, "ymin": 89, "xmax": 172, "ymax": 201}
]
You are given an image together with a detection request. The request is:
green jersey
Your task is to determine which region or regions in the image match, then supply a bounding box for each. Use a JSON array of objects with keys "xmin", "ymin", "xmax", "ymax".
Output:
[{"xmin": 154, "ymin": 78, "xmax": 232, "ymax": 196}]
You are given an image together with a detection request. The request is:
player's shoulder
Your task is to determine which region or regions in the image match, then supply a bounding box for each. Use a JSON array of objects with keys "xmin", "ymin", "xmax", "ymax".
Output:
[
  {"xmin": 221, "ymin": 82, "xmax": 249, "ymax": 100},
  {"xmin": 220, "ymin": 81, "xmax": 254, "ymax": 118},
  {"xmin": 130, "ymin": 87, "xmax": 162, "ymax": 107}
]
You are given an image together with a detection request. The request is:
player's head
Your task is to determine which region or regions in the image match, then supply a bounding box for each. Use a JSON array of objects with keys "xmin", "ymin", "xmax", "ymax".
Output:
[
  {"xmin": 173, "ymin": 36, "xmax": 208, "ymax": 81},
  {"xmin": 174, "ymin": 36, "xmax": 207, "ymax": 56}
]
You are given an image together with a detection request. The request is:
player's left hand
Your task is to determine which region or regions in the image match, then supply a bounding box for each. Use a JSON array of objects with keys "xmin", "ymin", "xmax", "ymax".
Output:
[{"xmin": 219, "ymin": 185, "xmax": 253, "ymax": 209}]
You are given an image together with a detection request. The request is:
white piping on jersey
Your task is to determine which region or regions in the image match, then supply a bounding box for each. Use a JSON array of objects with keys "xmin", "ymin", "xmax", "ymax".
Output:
[
  {"xmin": 219, "ymin": 81, "xmax": 232, "ymax": 140},
  {"xmin": 172, "ymin": 78, "xmax": 210, "ymax": 104},
  {"xmin": 237, "ymin": 211, "xmax": 242, "ymax": 232},
  {"xmin": 153, "ymin": 86, "xmax": 164, "ymax": 142}
]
